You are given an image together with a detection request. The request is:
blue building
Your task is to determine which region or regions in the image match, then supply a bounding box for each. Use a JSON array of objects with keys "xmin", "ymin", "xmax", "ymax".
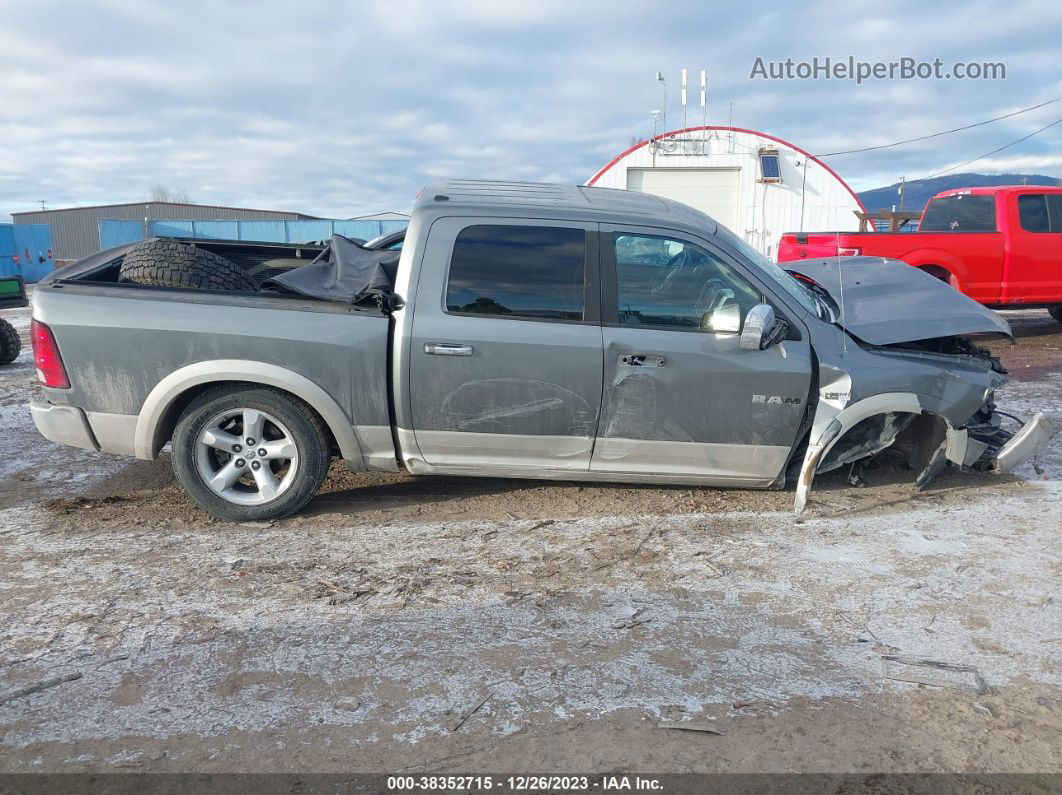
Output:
[{"xmin": 0, "ymin": 223, "xmax": 55, "ymax": 282}]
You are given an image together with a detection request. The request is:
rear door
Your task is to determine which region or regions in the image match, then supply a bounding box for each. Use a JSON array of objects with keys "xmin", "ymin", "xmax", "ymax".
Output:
[
  {"xmin": 1009, "ymin": 192, "xmax": 1062, "ymax": 302},
  {"xmin": 591, "ymin": 225, "xmax": 812, "ymax": 484},
  {"xmin": 408, "ymin": 217, "xmax": 603, "ymax": 470}
]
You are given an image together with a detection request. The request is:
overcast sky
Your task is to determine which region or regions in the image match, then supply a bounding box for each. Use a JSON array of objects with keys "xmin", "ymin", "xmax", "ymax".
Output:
[{"xmin": 2, "ymin": 0, "xmax": 1061, "ymax": 219}]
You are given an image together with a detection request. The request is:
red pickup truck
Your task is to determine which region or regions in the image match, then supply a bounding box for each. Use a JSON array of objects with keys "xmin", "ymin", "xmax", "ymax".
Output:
[{"xmin": 777, "ymin": 186, "xmax": 1062, "ymax": 320}]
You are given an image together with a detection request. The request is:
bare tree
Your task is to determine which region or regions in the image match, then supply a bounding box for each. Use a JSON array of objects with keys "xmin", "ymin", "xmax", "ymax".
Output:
[{"xmin": 150, "ymin": 185, "xmax": 192, "ymax": 204}]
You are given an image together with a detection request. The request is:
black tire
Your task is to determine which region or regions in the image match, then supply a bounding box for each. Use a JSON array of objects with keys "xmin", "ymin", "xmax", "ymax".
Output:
[
  {"xmin": 171, "ymin": 385, "xmax": 331, "ymax": 521},
  {"xmin": 0, "ymin": 318, "xmax": 20, "ymax": 365},
  {"xmin": 1049, "ymin": 305, "xmax": 1062, "ymax": 324},
  {"xmin": 119, "ymin": 239, "xmax": 255, "ymax": 292}
]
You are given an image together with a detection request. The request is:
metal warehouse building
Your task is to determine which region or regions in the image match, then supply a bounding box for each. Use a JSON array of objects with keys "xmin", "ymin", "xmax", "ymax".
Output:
[
  {"xmin": 11, "ymin": 201, "xmax": 318, "ymax": 262},
  {"xmin": 587, "ymin": 125, "xmax": 865, "ymax": 258}
]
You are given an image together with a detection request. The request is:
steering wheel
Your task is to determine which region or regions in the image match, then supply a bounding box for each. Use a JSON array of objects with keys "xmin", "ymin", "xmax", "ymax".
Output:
[
  {"xmin": 693, "ymin": 277, "xmax": 732, "ymax": 313},
  {"xmin": 650, "ymin": 249, "xmax": 692, "ymax": 294}
]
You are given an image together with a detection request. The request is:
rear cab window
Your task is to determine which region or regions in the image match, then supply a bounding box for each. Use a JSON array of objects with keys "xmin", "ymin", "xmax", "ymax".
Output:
[
  {"xmin": 445, "ymin": 224, "xmax": 587, "ymax": 321},
  {"xmin": 919, "ymin": 194, "xmax": 997, "ymax": 232}
]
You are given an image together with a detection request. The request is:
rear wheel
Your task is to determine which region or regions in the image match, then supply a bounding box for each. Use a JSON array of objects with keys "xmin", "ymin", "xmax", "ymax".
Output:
[
  {"xmin": 0, "ymin": 318, "xmax": 20, "ymax": 365},
  {"xmin": 171, "ymin": 386, "xmax": 331, "ymax": 521},
  {"xmin": 1049, "ymin": 305, "xmax": 1062, "ymax": 324}
]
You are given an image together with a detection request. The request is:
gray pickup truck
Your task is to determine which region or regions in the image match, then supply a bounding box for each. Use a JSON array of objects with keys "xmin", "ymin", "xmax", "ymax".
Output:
[{"xmin": 29, "ymin": 180, "xmax": 1049, "ymax": 520}]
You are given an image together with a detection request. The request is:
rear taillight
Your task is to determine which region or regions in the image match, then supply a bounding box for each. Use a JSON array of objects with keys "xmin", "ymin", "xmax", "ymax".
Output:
[
  {"xmin": 837, "ymin": 247, "xmax": 862, "ymax": 257},
  {"xmin": 30, "ymin": 319, "xmax": 70, "ymax": 389}
]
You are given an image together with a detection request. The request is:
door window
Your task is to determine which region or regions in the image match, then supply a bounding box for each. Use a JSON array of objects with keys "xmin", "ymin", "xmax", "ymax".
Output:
[
  {"xmin": 1018, "ymin": 194, "xmax": 1052, "ymax": 233},
  {"xmin": 446, "ymin": 225, "xmax": 586, "ymax": 321},
  {"xmin": 612, "ymin": 233, "xmax": 762, "ymax": 330},
  {"xmin": 1048, "ymin": 195, "xmax": 1062, "ymax": 232}
]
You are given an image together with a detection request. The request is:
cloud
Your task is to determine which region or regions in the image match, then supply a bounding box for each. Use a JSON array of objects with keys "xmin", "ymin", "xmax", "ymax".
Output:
[{"xmin": 2, "ymin": 0, "xmax": 1061, "ymax": 221}]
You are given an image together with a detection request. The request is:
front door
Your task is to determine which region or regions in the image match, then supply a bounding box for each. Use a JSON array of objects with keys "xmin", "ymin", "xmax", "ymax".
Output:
[
  {"xmin": 590, "ymin": 225, "xmax": 812, "ymax": 485},
  {"xmin": 408, "ymin": 217, "xmax": 603, "ymax": 470}
]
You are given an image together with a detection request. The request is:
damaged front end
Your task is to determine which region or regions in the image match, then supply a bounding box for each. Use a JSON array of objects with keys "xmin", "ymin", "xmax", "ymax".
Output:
[
  {"xmin": 793, "ymin": 342, "xmax": 1051, "ymax": 512},
  {"xmin": 785, "ymin": 257, "xmax": 1052, "ymax": 512}
]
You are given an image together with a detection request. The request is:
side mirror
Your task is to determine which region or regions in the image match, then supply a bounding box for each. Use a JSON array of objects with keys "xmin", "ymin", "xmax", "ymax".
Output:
[{"xmin": 740, "ymin": 304, "xmax": 787, "ymax": 350}]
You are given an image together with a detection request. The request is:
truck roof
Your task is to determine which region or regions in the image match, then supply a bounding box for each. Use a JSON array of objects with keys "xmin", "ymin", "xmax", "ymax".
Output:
[
  {"xmin": 933, "ymin": 185, "xmax": 1062, "ymax": 199},
  {"xmin": 414, "ymin": 179, "xmax": 717, "ymax": 229}
]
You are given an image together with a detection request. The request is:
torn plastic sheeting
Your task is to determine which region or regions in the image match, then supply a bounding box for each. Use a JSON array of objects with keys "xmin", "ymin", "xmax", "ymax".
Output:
[{"xmin": 263, "ymin": 234, "xmax": 399, "ymax": 310}]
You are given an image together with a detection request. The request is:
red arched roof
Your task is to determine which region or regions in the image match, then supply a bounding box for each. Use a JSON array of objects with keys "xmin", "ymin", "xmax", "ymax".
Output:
[{"xmin": 586, "ymin": 125, "xmax": 867, "ymax": 212}]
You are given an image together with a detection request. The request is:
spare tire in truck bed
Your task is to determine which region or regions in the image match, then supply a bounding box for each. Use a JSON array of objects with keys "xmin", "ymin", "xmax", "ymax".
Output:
[{"xmin": 119, "ymin": 239, "xmax": 256, "ymax": 292}]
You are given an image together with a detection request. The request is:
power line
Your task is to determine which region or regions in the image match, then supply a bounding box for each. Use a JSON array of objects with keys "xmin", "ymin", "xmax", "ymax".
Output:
[
  {"xmin": 923, "ymin": 116, "xmax": 1062, "ymax": 178},
  {"xmin": 816, "ymin": 96, "xmax": 1062, "ymax": 157}
]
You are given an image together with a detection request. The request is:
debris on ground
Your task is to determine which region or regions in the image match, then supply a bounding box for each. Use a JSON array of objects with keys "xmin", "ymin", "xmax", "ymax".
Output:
[
  {"xmin": 446, "ymin": 693, "xmax": 493, "ymax": 732},
  {"xmin": 881, "ymin": 655, "xmax": 990, "ymax": 695},
  {"xmin": 611, "ymin": 608, "xmax": 652, "ymax": 630},
  {"xmin": 657, "ymin": 720, "xmax": 727, "ymax": 735},
  {"xmin": 0, "ymin": 672, "xmax": 83, "ymax": 706}
]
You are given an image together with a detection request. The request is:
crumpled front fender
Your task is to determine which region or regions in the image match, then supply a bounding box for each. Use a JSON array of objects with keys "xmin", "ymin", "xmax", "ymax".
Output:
[
  {"xmin": 794, "ymin": 392, "xmax": 920, "ymax": 513},
  {"xmin": 794, "ymin": 395, "xmax": 1052, "ymax": 513}
]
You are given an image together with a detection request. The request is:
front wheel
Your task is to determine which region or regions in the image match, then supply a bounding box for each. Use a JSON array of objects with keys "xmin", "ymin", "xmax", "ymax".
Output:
[
  {"xmin": 1049, "ymin": 305, "xmax": 1062, "ymax": 324},
  {"xmin": 171, "ymin": 385, "xmax": 331, "ymax": 521}
]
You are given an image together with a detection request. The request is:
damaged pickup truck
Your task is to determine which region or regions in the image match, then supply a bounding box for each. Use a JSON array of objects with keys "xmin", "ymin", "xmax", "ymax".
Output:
[{"xmin": 29, "ymin": 180, "xmax": 1050, "ymax": 520}]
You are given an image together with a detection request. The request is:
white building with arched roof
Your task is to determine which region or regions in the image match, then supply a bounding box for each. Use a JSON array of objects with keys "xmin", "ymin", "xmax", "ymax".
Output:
[{"xmin": 586, "ymin": 126, "xmax": 865, "ymax": 258}]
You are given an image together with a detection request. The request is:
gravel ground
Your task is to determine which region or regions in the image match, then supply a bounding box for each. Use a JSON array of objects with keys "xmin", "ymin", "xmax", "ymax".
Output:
[{"xmin": 0, "ymin": 301, "xmax": 1060, "ymax": 775}]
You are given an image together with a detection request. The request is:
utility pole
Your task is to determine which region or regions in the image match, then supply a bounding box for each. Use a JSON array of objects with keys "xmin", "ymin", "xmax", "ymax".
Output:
[
  {"xmin": 897, "ymin": 176, "xmax": 905, "ymax": 211},
  {"xmin": 38, "ymin": 200, "xmax": 47, "ymax": 211}
]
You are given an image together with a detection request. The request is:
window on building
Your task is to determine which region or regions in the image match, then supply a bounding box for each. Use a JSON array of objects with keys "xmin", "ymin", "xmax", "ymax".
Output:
[
  {"xmin": 612, "ymin": 233, "xmax": 762, "ymax": 330},
  {"xmin": 446, "ymin": 225, "xmax": 586, "ymax": 321},
  {"xmin": 919, "ymin": 194, "xmax": 997, "ymax": 232},
  {"xmin": 1018, "ymin": 194, "xmax": 1052, "ymax": 233},
  {"xmin": 758, "ymin": 149, "xmax": 782, "ymax": 183}
]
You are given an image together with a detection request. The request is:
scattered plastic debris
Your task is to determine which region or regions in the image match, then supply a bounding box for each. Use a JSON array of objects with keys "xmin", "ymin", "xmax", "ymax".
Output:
[
  {"xmin": 881, "ymin": 655, "xmax": 989, "ymax": 695},
  {"xmin": 657, "ymin": 720, "xmax": 726, "ymax": 735}
]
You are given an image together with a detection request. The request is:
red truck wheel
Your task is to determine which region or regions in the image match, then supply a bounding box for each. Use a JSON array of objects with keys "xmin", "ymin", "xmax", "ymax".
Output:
[{"xmin": 917, "ymin": 265, "xmax": 956, "ymax": 288}]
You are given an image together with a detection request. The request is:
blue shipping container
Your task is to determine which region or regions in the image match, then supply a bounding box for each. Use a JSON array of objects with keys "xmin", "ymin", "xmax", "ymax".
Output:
[{"xmin": 0, "ymin": 223, "xmax": 55, "ymax": 282}]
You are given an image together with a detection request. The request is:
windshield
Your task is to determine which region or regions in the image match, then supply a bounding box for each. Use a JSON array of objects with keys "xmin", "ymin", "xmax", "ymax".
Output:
[
  {"xmin": 713, "ymin": 224, "xmax": 819, "ymax": 315},
  {"xmin": 364, "ymin": 230, "xmax": 406, "ymax": 250}
]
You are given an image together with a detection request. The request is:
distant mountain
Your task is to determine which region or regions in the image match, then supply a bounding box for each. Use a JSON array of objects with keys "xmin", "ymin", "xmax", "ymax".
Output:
[{"xmin": 857, "ymin": 173, "xmax": 1061, "ymax": 214}]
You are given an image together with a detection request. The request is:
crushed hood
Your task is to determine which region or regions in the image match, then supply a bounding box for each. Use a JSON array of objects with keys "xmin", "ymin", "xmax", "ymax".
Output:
[{"xmin": 784, "ymin": 256, "xmax": 1013, "ymax": 345}]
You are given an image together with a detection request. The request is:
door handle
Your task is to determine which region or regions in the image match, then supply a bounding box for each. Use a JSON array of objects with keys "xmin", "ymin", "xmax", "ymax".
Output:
[
  {"xmin": 619, "ymin": 354, "xmax": 666, "ymax": 367},
  {"xmin": 424, "ymin": 342, "xmax": 474, "ymax": 356}
]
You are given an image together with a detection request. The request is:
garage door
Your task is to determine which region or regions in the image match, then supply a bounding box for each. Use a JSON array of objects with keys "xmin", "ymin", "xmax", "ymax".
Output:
[{"xmin": 626, "ymin": 168, "xmax": 741, "ymax": 234}]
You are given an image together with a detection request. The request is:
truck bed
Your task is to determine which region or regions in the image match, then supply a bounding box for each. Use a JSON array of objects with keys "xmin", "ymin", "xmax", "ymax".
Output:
[
  {"xmin": 34, "ymin": 245, "xmax": 394, "ymax": 469},
  {"xmin": 64, "ymin": 238, "xmax": 329, "ymax": 291}
]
